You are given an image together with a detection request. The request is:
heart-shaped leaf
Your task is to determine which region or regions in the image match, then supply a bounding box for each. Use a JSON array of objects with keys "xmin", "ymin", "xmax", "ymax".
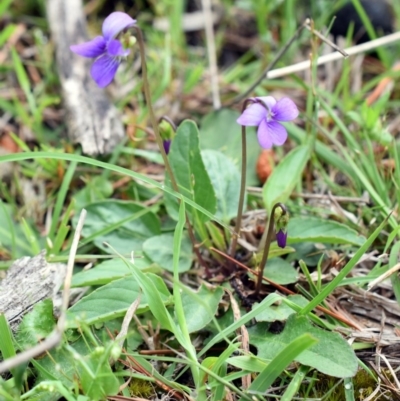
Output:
[
  {"xmin": 288, "ymin": 216, "xmax": 365, "ymax": 246},
  {"xmin": 249, "ymin": 314, "xmax": 358, "ymax": 378},
  {"xmin": 143, "ymin": 232, "xmax": 193, "ymax": 272},
  {"xmin": 255, "ymin": 295, "xmax": 308, "ymax": 322},
  {"xmin": 166, "ymin": 120, "xmax": 217, "ymax": 222},
  {"xmin": 181, "ymin": 284, "xmax": 224, "ymax": 333},
  {"xmin": 263, "ymin": 145, "xmax": 309, "ymax": 212},
  {"xmin": 72, "ymin": 200, "xmax": 160, "ymax": 254},
  {"xmin": 201, "ymin": 150, "xmax": 243, "ymax": 222},
  {"xmin": 67, "ymin": 274, "xmax": 171, "ymax": 326},
  {"xmin": 264, "ymin": 257, "xmax": 298, "ymax": 285},
  {"xmin": 71, "ymin": 257, "xmax": 154, "ymax": 287}
]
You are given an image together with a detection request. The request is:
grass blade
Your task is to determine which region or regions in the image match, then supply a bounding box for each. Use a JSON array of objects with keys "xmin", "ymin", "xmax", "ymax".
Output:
[
  {"xmin": 0, "ymin": 151, "xmax": 228, "ymax": 229},
  {"xmin": 299, "ymin": 215, "xmax": 389, "ymax": 315},
  {"xmin": 241, "ymin": 334, "xmax": 317, "ymax": 400}
]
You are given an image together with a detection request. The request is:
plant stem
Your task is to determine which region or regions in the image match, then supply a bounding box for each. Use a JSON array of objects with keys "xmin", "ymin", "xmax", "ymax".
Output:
[
  {"xmin": 228, "ymin": 125, "xmax": 247, "ymax": 262},
  {"xmin": 134, "ymin": 27, "xmax": 208, "ymax": 272},
  {"xmin": 255, "ymin": 202, "xmax": 287, "ymax": 296},
  {"xmin": 228, "ymin": 99, "xmax": 254, "ymax": 267},
  {"xmin": 159, "ymin": 115, "xmax": 177, "ymax": 131}
]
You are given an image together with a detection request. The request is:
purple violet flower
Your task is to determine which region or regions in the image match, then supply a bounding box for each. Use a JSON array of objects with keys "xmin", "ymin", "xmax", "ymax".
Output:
[
  {"xmin": 237, "ymin": 96, "xmax": 299, "ymax": 149},
  {"xmin": 70, "ymin": 12, "xmax": 136, "ymax": 88},
  {"xmin": 276, "ymin": 229, "xmax": 287, "ymax": 248}
]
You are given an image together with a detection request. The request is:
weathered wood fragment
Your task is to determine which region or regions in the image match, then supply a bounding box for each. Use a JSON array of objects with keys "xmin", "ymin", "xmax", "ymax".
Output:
[{"xmin": 0, "ymin": 252, "xmax": 66, "ymax": 331}]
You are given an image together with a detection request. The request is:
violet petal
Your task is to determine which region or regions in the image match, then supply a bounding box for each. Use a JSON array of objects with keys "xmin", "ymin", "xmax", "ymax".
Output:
[
  {"xmin": 70, "ymin": 36, "xmax": 106, "ymax": 58},
  {"xmin": 272, "ymin": 98, "xmax": 299, "ymax": 122},
  {"xmin": 107, "ymin": 39, "xmax": 130, "ymax": 57},
  {"xmin": 237, "ymin": 103, "xmax": 266, "ymax": 126},
  {"xmin": 90, "ymin": 54, "xmax": 120, "ymax": 87},
  {"xmin": 102, "ymin": 12, "xmax": 136, "ymax": 41},
  {"xmin": 276, "ymin": 230, "xmax": 287, "ymax": 248},
  {"xmin": 256, "ymin": 96, "xmax": 276, "ymax": 110},
  {"xmin": 256, "ymin": 119, "xmax": 273, "ymax": 149},
  {"xmin": 267, "ymin": 121, "xmax": 288, "ymax": 146}
]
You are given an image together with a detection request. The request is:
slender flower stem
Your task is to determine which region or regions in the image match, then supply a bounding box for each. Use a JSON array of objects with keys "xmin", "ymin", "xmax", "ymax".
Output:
[
  {"xmin": 134, "ymin": 27, "xmax": 208, "ymax": 272},
  {"xmin": 228, "ymin": 125, "xmax": 247, "ymax": 261},
  {"xmin": 158, "ymin": 115, "xmax": 177, "ymax": 131},
  {"xmin": 255, "ymin": 202, "xmax": 287, "ymax": 296},
  {"xmin": 229, "ymin": 99, "xmax": 254, "ymax": 265}
]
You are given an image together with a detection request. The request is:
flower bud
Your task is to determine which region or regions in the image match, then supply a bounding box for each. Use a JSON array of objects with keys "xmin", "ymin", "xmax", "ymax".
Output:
[
  {"xmin": 121, "ymin": 33, "xmax": 137, "ymax": 49},
  {"xmin": 159, "ymin": 119, "xmax": 175, "ymax": 154},
  {"xmin": 276, "ymin": 229, "xmax": 287, "ymax": 248},
  {"xmin": 274, "ymin": 205, "xmax": 289, "ymax": 248},
  {"xmin": 163, "ymin": 139, "xmax": 171, "ymax": 154}
]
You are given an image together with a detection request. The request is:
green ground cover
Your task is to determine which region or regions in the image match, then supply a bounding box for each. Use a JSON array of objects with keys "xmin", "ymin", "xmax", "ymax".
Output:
[{"xmin": 1, "ymin": 0, "xmax": 400, "ymax": 400}]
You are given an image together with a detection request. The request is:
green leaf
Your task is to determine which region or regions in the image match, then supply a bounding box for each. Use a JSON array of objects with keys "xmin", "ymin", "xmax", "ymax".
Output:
[
  {"xmin": 226, "ymin": 355, "xmax": 267, "ymax": 373},
  {"xmin": 15, "ymin": 299, "xmax": 56, "ymax": 349},
  {"xmin": 198, "ymin": 293, "xmax": 283, "ymax": 358},
  {"xmin": 264, "ymin": 257, "xmax": 298, "ymax": 285},
  {"xmin": 0, "ymin": 202, "xmax": 34, "ymax": 257},
  {"xmin": 122, "ymin": 148, "xmax": 163, "ymax": 164},
  {"xmin": 73, "ymin": 176, "xmax": 113, "ymax": 211},
  {"xmin": 0, "ymin": 314, "xmax": 16, "ymax": 360},
  {"xmin": 0, "ymin": 24, "xmax": 16, "ymax": 48},
  {"xmin": 199, "ymin": 109, "xmax": 260, "ymax": 186},
  {"xmin": 78, "ymin": 345, "xmax": 119, "ymax": 400},
  {"xmin": 241, "ymin": 333, "xmax": 317, "ymax": 400},
  {"xmin": 263, "ymin": 145, "xmax": 309, "ymax": 212},
  {"xmin": 299, "ymin": 216, "xmax": 389, "ymax": 315},
  {"xmin": 181, "ymin": 284, "xmax": 224, "ymax": 333},
  {"xmin": 67, "ymin": 274, "xmax": 171, "ymax": 326},
  {"xmin": 143, "ymin": 232, "xmax": 193, "ymax": 272},
  {"xmin": 390, "ymin": 242, "xmax": 400, "ymax": 305},
  {"xmin": 255, "ymin": 295, "xmax": 308, "ymax": 322},
  {"xmin": 166, "ymin": 120, "xmax": 217, "ymax": 222},
  {"xmin": 71, "ymin": 257, "xmax": 153, "ymax": 287},
  {"xmin": 288, "ymin": 216, "xmax": 366, "ymax": 246},
  {"xmin": 201, "ymin": 150, "xmax": 243, "ymax": 222},
  {"xmin": 171, "ymin": 199, "xmax": 201, "ymax": 386},
  {"xmin": 33, "ymin": 337, "xmax": 91, "ymax": 391},
  {"xmin": 0, "ymin": 314, "xmax": 26, "ymax": 389},
  {"xmin": 0, "ymin": 0, "xmax": 13, "ymax": 17},
  {"xmin": 11, "ymin": 48, "xmax": 36, "ymax": 116},
  {"xmin": 73, "ymin": 200, "xmax": 160, "ymax": 254},
  {"xmin": 249, "ymin": 314, "xmax": 358, "ymax": 378}
]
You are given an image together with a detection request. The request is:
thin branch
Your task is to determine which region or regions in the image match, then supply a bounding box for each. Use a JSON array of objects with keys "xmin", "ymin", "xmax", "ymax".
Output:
[
  {"xmin": 267, "ymin": 31, "xmax": 400, "ymax": 80},
  {"xmin": 367, "ymin": 263, "xmax": 400, "ymax": 291}
]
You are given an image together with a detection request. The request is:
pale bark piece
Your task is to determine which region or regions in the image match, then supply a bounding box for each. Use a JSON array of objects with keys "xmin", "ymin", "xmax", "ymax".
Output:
[
  {"xmin": 0, "ymin": 251, "xmax": 66, "ymax": 331},
  {"xmin": 46, "ymin": 0, "xmax": 124, "ymax": 155}
]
